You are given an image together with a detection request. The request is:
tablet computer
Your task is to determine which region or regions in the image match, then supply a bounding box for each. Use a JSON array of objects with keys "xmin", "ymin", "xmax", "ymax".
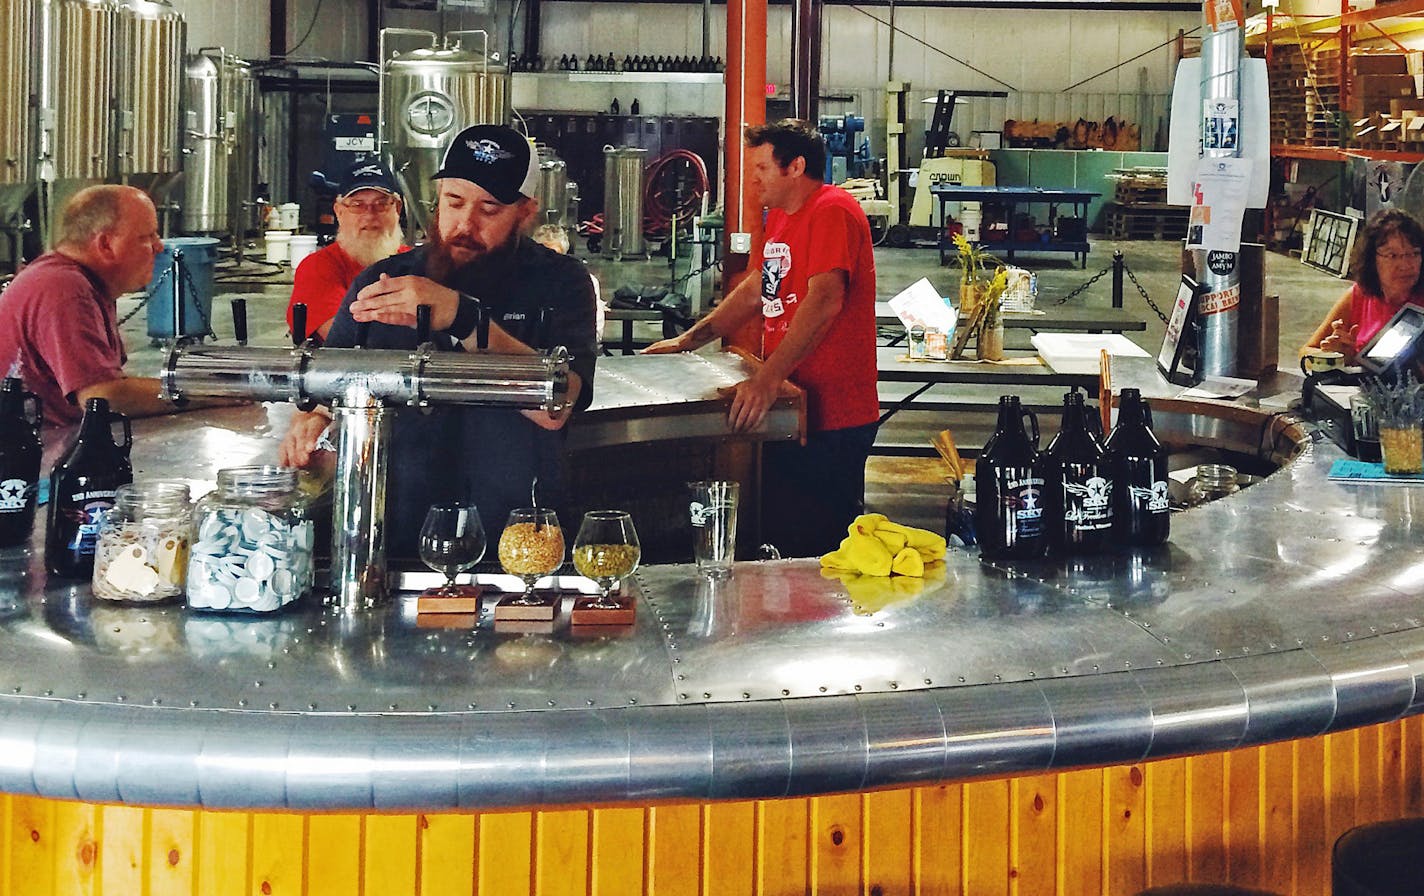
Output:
[{"xmin": 1357, "ymin": 303, "xmax": 1424, "ymax": 376}]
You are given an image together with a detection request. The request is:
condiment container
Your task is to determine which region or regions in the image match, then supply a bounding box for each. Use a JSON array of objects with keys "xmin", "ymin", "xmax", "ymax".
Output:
[
  {"xmin": 187, "ymin": 466, "xmax": 314, "ymax": 613},
  {"xmin": 92, "ymin": 480, "xmax": 192, "ymax": 602}
]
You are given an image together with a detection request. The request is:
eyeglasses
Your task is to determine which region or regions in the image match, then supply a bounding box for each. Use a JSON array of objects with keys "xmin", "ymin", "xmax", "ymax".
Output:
[
  {"xmin": 339, "ymin": 196, "xmax": 396, "ymax": 213},
  {"xmin": 1376, "ymin": 249, "xmax": 1422, "ymax": 262}
]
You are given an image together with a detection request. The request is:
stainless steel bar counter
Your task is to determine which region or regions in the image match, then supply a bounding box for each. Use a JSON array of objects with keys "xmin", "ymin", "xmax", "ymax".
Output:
[{"xmin": 2, "ymin": 356, "xmax": 1422, "ymax": 895}]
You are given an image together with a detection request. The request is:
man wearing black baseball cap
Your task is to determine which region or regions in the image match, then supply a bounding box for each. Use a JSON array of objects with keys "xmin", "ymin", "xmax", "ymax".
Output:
[
  {"xmin": 286, "ymin": 159, "xmax": 407, "ymax": 342},
  {"xmin": 279, "ymin": 124, "xmax": 598, "ymax": 553}
]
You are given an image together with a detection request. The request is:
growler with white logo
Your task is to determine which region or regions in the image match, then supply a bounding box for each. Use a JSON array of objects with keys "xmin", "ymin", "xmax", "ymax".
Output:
[
  {"xmin": 975, "ymin": 396, "xmax": 1048, "ymax": 561},
  {"xmin": 1104, "ymin": 388, "xmax": 1170, "ymax": 547},
  {"xmin": 0, "ymin": 377, "xmax": 42, "ymax": 547},
  {"xmin": 1044, "ymin": 389, "xmax": 1113, "ymax": 554},
  {"xmin": 45, "ymin": 398, "xmax": 132, "ymax": 578}
]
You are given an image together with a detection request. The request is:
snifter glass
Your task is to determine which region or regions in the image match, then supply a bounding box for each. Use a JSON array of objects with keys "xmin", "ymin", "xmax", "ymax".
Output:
[
  {"xmin": 418, "ymin": 503, "xmax": 486, "ymax": 594},
  {"xmin": 498, "ymin": 507, "xmax": 564, "ymax": 603},
  {"xmin": 572, "ymin": 511, "xmax": 641, "ymax": 609}
]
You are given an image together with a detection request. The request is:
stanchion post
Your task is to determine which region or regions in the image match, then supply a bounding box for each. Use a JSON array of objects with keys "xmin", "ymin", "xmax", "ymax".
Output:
[{"xmin": 1112, "ymin": 250, "xmax": 1124, "ymax": 309}]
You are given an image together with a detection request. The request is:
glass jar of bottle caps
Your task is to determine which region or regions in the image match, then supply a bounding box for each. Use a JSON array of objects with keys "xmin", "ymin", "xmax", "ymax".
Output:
[
  {"xmin": 92, "ymin": 480, "xmax": 192, "ymax": 602},
  {"xmin": 187, "ymin": 466, "xmax": 315, "ymax": 613}
]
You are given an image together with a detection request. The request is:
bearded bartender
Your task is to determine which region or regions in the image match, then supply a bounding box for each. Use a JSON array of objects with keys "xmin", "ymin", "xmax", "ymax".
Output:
[{"xmin": 278, "ymin": 125, "xmax": 598, "ymax": 553}]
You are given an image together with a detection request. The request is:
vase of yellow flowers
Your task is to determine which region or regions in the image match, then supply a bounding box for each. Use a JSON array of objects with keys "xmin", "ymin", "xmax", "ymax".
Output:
[{"xmin": 951, "ymin": 232, "xmax": 1007, "ymax": 361}]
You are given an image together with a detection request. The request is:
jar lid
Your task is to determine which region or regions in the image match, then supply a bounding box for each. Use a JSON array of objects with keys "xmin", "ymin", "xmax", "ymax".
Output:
[{"xmin": 216, "ymin": 465, "xmax": 298, "ymax": 496}]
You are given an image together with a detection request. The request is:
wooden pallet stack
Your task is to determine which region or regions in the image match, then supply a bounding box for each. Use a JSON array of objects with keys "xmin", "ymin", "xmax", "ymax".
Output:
[
  {"xmin": 1266, "ymin": 45, "xmax": 1311, "ymax": 145},
  {"xmin": 1306, "ymin": 47, "xmax": 1344, "ymax": 145},
  {"xmin": 1102, "ymin": 168, "xmax": 1188, "ymax": 241}
]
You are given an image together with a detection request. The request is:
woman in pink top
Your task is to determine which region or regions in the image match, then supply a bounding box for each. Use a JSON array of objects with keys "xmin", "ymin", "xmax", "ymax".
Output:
[{"xmin": 1305, "ymin": 209, "xmax": 1424, "ymax": 363}]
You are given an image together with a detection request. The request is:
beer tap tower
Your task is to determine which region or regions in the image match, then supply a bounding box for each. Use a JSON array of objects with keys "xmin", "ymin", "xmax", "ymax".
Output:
[{"xmin": 159, "ymin": 302, "xmax": 570, "ymax": 610}]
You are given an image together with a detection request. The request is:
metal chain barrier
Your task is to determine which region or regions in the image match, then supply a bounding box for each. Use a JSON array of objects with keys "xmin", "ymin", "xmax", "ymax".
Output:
[
  {"xmin": 1122, "ymin": 263, "xmax": 1171, "ymax": 326},
  {"xmin": 1053, "ymin": 263, "xmax": 1112, "ymax": 306},
  {"xmin": 117, "ymin": 251, "xmax": 216, "ymax": 339},
  {"xmin": 1048, "ymin": 255, "xmax": 1171, "ymax": 327}
]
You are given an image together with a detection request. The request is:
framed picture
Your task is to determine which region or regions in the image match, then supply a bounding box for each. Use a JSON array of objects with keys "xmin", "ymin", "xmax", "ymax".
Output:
[
  {"xmin": 1301, "ymin": 209, "xmax": 1360, "ymax": 278},
  {"xmin": 1158, "ymin": 275, "xmax": 1200, "ymax": 386}
]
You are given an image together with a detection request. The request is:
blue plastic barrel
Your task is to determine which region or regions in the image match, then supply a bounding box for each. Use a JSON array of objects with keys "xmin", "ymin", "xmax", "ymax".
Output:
[{"xmin": 146, "ymin": 236, "xmax": 220, "ymax": 340}]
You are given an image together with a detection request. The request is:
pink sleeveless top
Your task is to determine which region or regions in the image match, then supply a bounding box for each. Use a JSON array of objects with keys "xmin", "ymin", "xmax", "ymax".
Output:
[{"xmin": 1351, "ymin": 283, "xmax": 1424, "ymax": 346}]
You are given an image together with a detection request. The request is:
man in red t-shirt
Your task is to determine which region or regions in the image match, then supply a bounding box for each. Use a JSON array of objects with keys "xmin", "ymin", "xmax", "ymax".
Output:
[
  {"xmin": 0, "ymin": 185, "xmax": 240, "ymax": 430},
  {"xmin": 286, "ymin": 160, "xmax": 408, "ymax": 342},
  {"xmin": 645, "ymin": 120, "xmax": 878, "ymax": 556}
]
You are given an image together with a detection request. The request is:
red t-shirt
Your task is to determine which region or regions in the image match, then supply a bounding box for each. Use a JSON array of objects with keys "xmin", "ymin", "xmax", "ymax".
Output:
[
  {"xmin": 0, "ymin": 252, "xmax": 126, "ymax": 429},
  {"xmin": 285, "ymin": 242, "xmax": 409, "ymax": 339},
  {"xmin": 759, "ymin": 183, "xmax": 878, "ymax": 432}
]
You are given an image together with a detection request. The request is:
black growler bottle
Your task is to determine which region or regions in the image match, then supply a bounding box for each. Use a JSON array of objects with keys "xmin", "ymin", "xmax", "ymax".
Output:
[
  {"xmin": 1104, "ymin": 388, "xmax": 1170, "ymax": 547},
  {"xmin": 1044, "ymin": 390, "xmax": 1114, "ymax": 554},
  {"xmin": 45, "ymin": 398, "xmax": 133, "ymax": 578},
  {"xmin": 975, "ymin": 395, "xmax": 1048, "ymax": 561},
  {"xmin": 0, "ymin": 377, "xmax": 43, "ymax": 547}
]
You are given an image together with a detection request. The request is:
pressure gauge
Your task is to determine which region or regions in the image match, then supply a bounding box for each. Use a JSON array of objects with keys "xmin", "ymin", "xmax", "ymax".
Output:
[{"xmin": 406, "ymin": 93, "xmax": 455, "ymax": 136}]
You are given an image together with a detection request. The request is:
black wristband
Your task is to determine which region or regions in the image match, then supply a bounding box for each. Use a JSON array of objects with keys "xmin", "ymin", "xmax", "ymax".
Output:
[{"xmin": 448, "ymin": 293, "xmax": 483, "ymax": 341}]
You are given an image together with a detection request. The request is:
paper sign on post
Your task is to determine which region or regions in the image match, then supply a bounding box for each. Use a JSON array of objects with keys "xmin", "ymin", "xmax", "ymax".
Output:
[{"xmin": 1187, "ymin": 157, "xmax": 1251, "ymax": 253}]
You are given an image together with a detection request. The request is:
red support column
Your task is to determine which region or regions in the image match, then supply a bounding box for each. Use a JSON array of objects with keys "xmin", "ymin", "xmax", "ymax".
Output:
[{"xmin": 723, "ymin": 0, "xmax": 767, "ymax": 354}]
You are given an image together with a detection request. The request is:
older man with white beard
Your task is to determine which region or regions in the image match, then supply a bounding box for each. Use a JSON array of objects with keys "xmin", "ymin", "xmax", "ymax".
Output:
[
  {"xmin": 278, "ymin": 125, "xmax": 598, "ymax": 554},
  {"xmin": 285, "ymin": 161, "xmax": 408, "ymax": 342}
]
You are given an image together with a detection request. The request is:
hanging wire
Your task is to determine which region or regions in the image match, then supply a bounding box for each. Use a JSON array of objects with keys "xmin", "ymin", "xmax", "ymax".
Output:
[
  {"xmin": 847, "ymin": 6, "xmax": 1017, "ymax": 91},
  {"xmin": 1060, "ymin": 26, "xmax": 1203, "ymax": 92},
  {"xmin": 286, "ymin": 0, "xmax": 327, "ymax": 56}
]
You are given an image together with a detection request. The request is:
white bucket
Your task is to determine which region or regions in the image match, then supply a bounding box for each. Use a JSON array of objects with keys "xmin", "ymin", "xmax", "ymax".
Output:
[
  {"xmin": 288, "ymin": 234, "xmax": 319, "ymax": 269},
  {"xmin": 960, "ymin": 202, "xmax": 982, "ymax": 242},
  {"xmin": 265, "ymin": 230, "xmax": 292, "ymax": 264},
  {"xmin": 278, "ymin": 202, "xmax": 301, "ymax": 231}
]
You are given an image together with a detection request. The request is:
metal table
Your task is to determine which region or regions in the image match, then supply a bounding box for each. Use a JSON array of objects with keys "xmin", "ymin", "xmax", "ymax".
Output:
[{"xmin": 933, "ymin": 185, "xmax": 1100, "ymax": 267}]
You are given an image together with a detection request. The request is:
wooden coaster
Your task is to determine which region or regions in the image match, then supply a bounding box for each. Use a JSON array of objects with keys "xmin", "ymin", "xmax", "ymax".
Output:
[
  {"xmin": 493, "ymin": 618, "xmax": 556, "ymax": 635},
  {"xmin": 493, "ymin": 594, "xmax": 559, "ymax": 622},
  {"xmin": 569, "ymin": 597, "xmax": 635, "ymax": 627},
  {"xmin": 416, "ymin": 586, "xmax": 483, "ymax": 615},
  {"xmin": 416, "ymin": 613, "xmax": 479, "ymax": 629}
]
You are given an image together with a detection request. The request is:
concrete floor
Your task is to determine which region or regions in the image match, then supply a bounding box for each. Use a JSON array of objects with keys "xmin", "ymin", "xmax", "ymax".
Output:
[{"xmin": 114, "ymin": 234, "xmax": 1349, "ymax": 538}]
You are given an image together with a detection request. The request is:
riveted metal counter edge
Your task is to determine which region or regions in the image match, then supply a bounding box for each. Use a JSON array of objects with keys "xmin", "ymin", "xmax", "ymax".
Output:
[{"xmin": 5, "ymin": 630, "xmax": 1424, "ymax": 811}]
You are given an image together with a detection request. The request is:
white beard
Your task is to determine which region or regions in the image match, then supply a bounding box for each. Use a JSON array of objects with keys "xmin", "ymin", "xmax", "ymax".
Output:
[{"xmin": 339, "ymin": 228, "xmax": 404, "ymax": 267}]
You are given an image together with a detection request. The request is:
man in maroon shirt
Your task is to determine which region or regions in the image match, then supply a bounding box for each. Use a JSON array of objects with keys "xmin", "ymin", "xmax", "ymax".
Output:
[
  {"xmin": 645, "ymin": 120, "xmax": 879, "ymax": 556},
  {"xmin": 0, "ymin": 185, "xmax": 238, "ymax": 429},
  {"xmin": 285, "ymin": 160, "xmax": 408, "ymax": 342}
]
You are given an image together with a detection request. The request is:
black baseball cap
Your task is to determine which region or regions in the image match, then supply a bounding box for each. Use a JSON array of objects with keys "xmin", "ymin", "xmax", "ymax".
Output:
[
  {"xmin": 337, "ymin": 160, "xmax": 399, "ymax": 199},
  {"xmin": 431, "ymin": 124, "xmax": 540, "ymax": 205}
]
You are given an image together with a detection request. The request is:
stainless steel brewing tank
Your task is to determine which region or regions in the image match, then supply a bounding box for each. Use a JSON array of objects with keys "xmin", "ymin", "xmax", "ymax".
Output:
[
  {"xmin": 380, "ymin": 42, "xmax": 509, "ymax": 234},
  {"xmin": 536, "ymin": 147, "xmax": 568, "ymax": 228},
  {"xmin": 37, "ymin": 0, "xmax": 117, "ymax": 183},
  {"xmin": 181, "ymin": 51, "xmax": 258, "ymax": 236},
  {"xmin": 602, "ymin": 147, "xmax": 647, "ymax": 259},
  {"xmin": 0, "ymin": 0, "xmax": 35, "ymax": 227},
  {"xmin": 114, "ymin": 0, "xmax": 185, "ymax": 194}
]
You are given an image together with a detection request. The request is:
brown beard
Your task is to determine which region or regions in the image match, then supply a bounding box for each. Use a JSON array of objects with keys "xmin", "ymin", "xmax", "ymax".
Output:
[{"xmin": 425, "ymin": 225, "xmax": 519, "ymax": 283}]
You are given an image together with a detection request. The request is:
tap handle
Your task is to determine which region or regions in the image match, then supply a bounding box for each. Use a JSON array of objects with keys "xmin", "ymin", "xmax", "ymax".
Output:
[
  {"xmin": 230, "ymin": 298, "xmax": 248, "ymax": 346},
  {"xmin": 355, "ymin": 319, "xmax": 371, "ymax": 348},
  {"xmin": 291, "ymin": 303, "xmax": 307, "ymax": 346},
  {"xmin": 416, "ymin": 304, "xmax": 432, "ymax": 344},
  {"xmin": 476, "ymin": 303, "xmax": 490, "ymax": 351},
  {"xmin": 534, "ymin": 306, "xmax": 551, "ymax": 350}
]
